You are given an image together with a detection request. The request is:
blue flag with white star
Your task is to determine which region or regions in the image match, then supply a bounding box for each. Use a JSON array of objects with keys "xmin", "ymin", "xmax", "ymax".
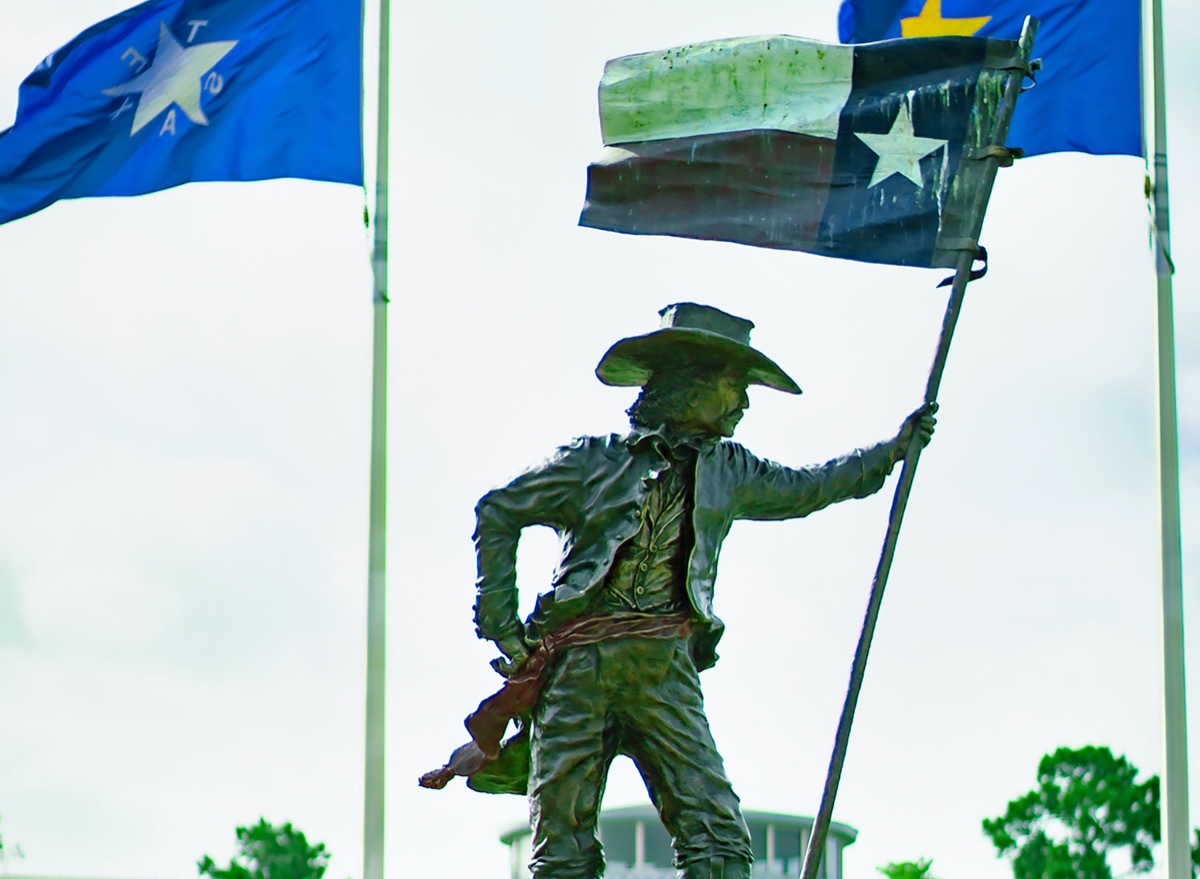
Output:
[
  {"xmin": 0, "ymin": 0, "xmax": 362, "ymax": 226},
  {"xmin": 838, "ymin": 0, "xmax": 1141, "ymax": 157}
]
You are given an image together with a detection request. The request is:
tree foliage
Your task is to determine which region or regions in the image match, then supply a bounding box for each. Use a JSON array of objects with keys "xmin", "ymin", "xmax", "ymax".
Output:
[
  {"xmin": 0, "ymin": 814, "xmax": 25, "ymax": 867},
  {"xmin": 982, "ymin": 745, "xmax": 1159, "ymax": 879},
  {"xmin": 878, "ymin": 858, "xmax": 938, "ymax": 879},
  {"xmin": 198, "ymin": 819, "xmax": 330, "ymax": 879}
]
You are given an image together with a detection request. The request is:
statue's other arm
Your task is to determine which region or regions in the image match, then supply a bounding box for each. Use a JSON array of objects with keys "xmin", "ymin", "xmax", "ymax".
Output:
[{"xmin": 472, "ymin": 443, "xmax": 583, "ymax": 660}]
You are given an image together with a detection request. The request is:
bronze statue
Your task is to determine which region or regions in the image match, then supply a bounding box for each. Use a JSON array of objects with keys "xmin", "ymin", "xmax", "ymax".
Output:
[{"xmin": 422, "ymin": 303, "xmax": 936, "ymax": 879}]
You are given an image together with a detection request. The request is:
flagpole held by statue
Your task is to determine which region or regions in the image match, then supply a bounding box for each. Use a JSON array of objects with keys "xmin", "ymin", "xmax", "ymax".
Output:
[{"xmin": 420, "ymin": 19, "xmax": 1040, "ymax": 879}]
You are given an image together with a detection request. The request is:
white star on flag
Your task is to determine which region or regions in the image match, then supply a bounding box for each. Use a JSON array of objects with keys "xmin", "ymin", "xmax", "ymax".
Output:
[
  {"xmin": 103, "ymin": 22, "xmax": 237, "ymax": 136},
  {"xmin": 854, "ymin": 99, "xmax": 948, "ymax": 188}
]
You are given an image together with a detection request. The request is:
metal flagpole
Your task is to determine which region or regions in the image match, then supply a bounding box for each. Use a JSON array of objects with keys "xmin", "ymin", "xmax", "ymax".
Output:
[
  {"xmin": 363, "ymin": 0, "xmax": 390, "ymax": 875},
  {"xmin": 798, "ymin": 20, "xmax": 1038, "ymax": 879},
  {"xmin": 1145, "ymin": 0, "xmax": 1190, "ymax": 875}
]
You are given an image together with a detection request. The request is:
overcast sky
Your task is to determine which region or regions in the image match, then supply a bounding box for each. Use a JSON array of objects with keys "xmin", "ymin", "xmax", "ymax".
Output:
[{"xmin": 0, "ymin": 2, "xmax": 1197, "ymax": 879}]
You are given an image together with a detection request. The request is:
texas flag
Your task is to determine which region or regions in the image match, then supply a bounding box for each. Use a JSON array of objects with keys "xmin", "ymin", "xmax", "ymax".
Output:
[{"xmin": 579, "ymin": 33, "xmax": 1024, "ymax": 269}]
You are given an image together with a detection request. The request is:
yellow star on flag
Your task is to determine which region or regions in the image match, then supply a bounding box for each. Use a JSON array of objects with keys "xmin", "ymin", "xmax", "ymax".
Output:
[{"xmin": 900, "ymin": 0, "xmax": 991, "ymax": 37}]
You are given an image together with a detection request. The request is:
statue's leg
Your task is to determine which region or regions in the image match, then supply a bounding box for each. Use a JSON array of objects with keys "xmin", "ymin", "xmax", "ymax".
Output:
[
  {"xmin": 528, "ymin": 644, "xmax": 618, "ymax": 879},
  {"xmin": 619, "ymin": 639, "xmax": 753, "ymax": 876},
  {"xmin": 677, "ymin": 855, "xmax": 753, "ymax": 879}
]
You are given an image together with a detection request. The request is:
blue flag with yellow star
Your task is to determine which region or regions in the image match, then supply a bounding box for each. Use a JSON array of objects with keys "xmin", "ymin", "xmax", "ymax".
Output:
[
  {"xmin": 0, "ymin": 0, "xmax": 362, "ymax": 226},
  {"xmin": 838, "ymin": 0, "xmax": 1141, "ymax": 156}
]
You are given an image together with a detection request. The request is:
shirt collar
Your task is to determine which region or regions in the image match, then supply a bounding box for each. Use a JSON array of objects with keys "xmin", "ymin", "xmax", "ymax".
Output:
[{"xmin": 627, "ymin": 423, "xmax": 718, "ymax": 454}]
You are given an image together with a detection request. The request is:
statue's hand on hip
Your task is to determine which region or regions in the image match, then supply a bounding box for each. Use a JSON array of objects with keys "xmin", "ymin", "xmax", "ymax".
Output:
[{"xmin": 491, "ymin": 634, "xmax": 531, "ymax": 678}]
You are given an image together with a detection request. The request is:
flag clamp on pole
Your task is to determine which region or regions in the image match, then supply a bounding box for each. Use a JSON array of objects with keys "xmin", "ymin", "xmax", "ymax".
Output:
[{"xmin": 798, "ymin": 18, "xmax": 1040, "ymax": 879}]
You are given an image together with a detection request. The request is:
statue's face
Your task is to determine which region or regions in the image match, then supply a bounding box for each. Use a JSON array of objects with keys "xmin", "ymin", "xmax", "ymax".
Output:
[{"xmin": 674, "ymin": 371, "xmax": 750, "ymax": 438}]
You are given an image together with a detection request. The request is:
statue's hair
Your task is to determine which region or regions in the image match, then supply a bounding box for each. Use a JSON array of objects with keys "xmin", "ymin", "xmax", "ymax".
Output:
[{"xmin": 627, "ymin": 359, "xmax": 731, "ymax": 429}]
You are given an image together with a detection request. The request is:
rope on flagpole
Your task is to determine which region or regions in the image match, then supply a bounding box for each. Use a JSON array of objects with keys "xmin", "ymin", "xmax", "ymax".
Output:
[
  {"xmin": 363, "ymin": 0, "xmax": 390, "ymax": 877},
  {"xmin": 798, "ymin": 19, "xmax": 1040, "ymax": 879}
]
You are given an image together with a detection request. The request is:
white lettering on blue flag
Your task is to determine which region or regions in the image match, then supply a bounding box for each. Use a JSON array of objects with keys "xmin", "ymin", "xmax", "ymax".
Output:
[
  {"xmin": 109, "ymin": 96, "xmax": 136, "ymax": 122},
  {"xmin": 120, "ymin": 47, "xmax": 149, "ymax": 73},
  {"xmin": 103, "ymin": 22, "xmax": 237, "ymax": 137},
  {"xmin": 0, "ymin": 0, "xmax": 365, "ymax": 226},
  {"xmin": 186, "ymin": 21, "xmax": 210, "ymax": 43}
]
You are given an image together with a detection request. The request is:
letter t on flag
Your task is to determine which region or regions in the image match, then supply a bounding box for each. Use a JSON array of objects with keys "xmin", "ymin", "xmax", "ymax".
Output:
[{"xmin": 0, "ymin": 0, "xmax": 363, "ymax": 226}]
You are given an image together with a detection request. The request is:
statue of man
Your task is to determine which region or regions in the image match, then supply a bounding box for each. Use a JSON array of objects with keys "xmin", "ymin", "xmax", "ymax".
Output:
[{"xmin": 422, "ymin": 302, "xmax": 936, "ymax": 879}]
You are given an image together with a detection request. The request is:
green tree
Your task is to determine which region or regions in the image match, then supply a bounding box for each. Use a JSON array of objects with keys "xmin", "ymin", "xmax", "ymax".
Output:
[
  {"xmin": 0, "ymin": 814, "xmax": 25, "ymax": 868},
  {"xmin": 198, "ymin": 819, "xmax": 330, "ymax": 879},
  {"xmin": 982, "ymin": 746, "xmax": 1159, "ymax": 879},
  {"xmin": 878, "ymin": 857, "xmax": 938, "ymax": 879}
]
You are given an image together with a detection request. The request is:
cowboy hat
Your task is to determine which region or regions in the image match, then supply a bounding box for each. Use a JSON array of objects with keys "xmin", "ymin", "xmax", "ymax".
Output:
[{"xmin": 595, "ymin": 302, "xmax": 801, "ymax": 394}]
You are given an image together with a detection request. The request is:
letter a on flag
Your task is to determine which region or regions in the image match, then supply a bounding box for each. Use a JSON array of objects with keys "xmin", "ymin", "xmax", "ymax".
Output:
[
  {"xmin": 579, "ymin": 34, "xmax": 1024, "ymax": 268},
  {"xmin": 0, "ymin": 0, "xmax": 362, "ymax": 226}
]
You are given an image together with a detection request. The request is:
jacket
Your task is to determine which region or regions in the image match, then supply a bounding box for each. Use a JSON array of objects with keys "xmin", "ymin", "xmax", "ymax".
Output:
[{"xmin": 473, "ymin": 428, "xmax": 901, "ymax": 671}]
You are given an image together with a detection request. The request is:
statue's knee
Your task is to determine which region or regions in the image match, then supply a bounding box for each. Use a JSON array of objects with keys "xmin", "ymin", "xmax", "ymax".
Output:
[
  {"xmin": 529, "ymin": 853, "xmax": 604, "ymax": 879},
  {"xmin": 678, "ymin": 855, "xmax": 752, "ymax": 879},
  {"xmin": 529, "ymin": 832, "xmax": 604, "ymax": 879}
]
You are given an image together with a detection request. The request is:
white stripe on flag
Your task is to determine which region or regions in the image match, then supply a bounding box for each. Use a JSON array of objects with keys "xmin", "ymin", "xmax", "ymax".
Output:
[{"xmin": 599, "ymin": 35, "xmax": 854, "ymax": 146}]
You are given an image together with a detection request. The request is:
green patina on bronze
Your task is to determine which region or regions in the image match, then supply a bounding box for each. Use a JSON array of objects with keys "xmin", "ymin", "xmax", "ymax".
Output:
[
  {"xmin": 599, "ymin": 36, "xmax": 854, "ymax": 145},
  {"xmin": 583, "ymin": 33, "xmax": 1023, "ymax": 267},
  {"xmin": 421, "ymin": 303, "xmax": 937, "ymax": 879}
]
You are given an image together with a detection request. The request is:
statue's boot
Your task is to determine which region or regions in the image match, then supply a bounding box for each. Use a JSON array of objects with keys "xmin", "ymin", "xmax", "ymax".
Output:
[{"xmin": 678, "ymin": 856, "xmax": 752, "ymax": 879}]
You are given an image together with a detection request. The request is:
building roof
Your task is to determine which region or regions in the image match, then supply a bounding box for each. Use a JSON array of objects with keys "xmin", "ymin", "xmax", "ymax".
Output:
[{"xmin": 500, "ymin": 804, "xmax": 858, "ymax": 846}]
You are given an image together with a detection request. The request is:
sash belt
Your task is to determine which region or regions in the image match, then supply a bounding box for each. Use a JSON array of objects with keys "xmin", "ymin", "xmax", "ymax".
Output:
[{"xmin": 419, "ymin": 611, "xmax": 693, "ymax": 790}]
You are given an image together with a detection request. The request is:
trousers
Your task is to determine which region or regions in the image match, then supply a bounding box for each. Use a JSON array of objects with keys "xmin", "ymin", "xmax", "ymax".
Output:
[{"xmin": 527, "ymin": 636, "xmax": 752, "ymax": 878}]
